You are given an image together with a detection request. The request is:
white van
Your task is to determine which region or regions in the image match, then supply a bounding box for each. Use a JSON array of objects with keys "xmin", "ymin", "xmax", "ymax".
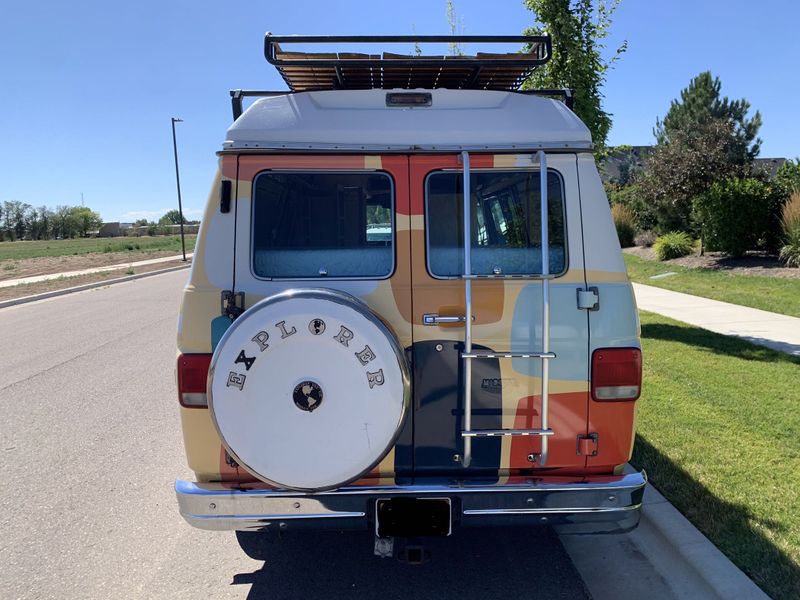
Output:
[{"xmin": 175, "ymin": 35, "xmax": 645, "ymax": 549}]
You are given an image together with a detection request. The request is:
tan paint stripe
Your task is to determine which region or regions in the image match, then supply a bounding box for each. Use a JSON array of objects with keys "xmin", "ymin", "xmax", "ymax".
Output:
[
  {"xmin": 493, "ymin": 154, "xmax": 537, "ymax": 168},
  {"xmin": 365, "ymin": 156, "xmax": 383, "ymax": 169}
]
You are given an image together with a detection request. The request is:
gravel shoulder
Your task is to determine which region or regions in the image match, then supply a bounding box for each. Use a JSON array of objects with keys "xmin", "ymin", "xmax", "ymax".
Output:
[
  {"xmin": 0, "ymin": 249, "xmax": 188, "ymax": 281},
  {"xmin": 0, "ymin": 258, "xmax": 190, "ymax": 301}
]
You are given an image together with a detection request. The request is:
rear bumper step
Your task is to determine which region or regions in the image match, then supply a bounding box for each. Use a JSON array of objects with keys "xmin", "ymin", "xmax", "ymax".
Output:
[{"xmin": 176, "ymin": 471, "xmax": 646, "ymax": 535}]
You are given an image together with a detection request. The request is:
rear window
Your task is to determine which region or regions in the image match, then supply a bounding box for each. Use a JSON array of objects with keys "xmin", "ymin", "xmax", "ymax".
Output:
[
  {"xmin": 426, "ymin": 170, "xmax": 566, "ymax": 277},
  {"xmin": 252, "ymin": 171, "xmax": 394, "ymax": 279}
]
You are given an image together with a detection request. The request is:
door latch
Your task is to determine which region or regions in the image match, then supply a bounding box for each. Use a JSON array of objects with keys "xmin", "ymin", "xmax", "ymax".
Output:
[
  {"xmin": 577, "ymin": 287, "xmax": 599, "ymax": 311},
  {"xmin": 221, "ymin": 290, "xmax": 245, "ymax": 320},
  {"xmin": 422, "ymin": 314, "xmax": 474, "ymax": 325},
  {"xmin": 577, "ymin": 433, "xmax": 599, "ymax": 456}
]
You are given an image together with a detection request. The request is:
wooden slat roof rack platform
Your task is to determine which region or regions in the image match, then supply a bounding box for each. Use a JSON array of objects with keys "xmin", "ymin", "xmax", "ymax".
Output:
[
  {"xmin": 264, "ymin": 34, "xmax": 552, "ymax": 92},
  {"xmin": 228, "ymin": 34, "xmax": 574, "ymax": 122}
]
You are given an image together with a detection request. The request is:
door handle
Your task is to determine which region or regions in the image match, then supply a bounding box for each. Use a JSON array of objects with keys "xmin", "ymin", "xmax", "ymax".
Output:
[{"xmin": 422, "ymin": 313, "xmax": 469, "ymax": 326}]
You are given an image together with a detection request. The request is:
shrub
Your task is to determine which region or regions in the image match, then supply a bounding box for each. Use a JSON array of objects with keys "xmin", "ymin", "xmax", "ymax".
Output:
[
  {"xmin": 654, "ymin": 232, "xmax": 694, "ymax": 260},
  {"xmin": 776, "ymin": 158, "xmax": 800, "ymax": 197},
  {"xmin": 607, "ymin": 184, "xmax": 657, "ymax": 232},
  {"xmin": 611, "ymin": 204, "xmax": 636, "ymax": 247},
  {"xmin": 692, "ymin": 177, "xmax": 779, "ymax": 257},
  {"xmin": 779, "ymin": 192, "xmax": 800, "ymax": 267},
  {"xmin": 634, "ymin": 230, "xmax": 657, "ymax": 247}
]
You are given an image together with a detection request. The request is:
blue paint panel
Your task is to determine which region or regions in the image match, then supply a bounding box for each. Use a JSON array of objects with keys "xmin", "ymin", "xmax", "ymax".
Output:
[
  {"xmin": 588, "ymin": 284, "xmax": 640, "ymax": 351},
  {"xmin": 211, "ymin": 316, "xmax": 232, "ymax": 352},
  {"xmin": 511, "ymin": 283, "xmax": 589, "ymax": 381}
]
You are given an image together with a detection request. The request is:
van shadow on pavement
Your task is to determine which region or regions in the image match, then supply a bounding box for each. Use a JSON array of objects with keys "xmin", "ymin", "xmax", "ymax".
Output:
[{"xmin": 233, "ymin": 526, "xmax": 590, "ymax": 600}]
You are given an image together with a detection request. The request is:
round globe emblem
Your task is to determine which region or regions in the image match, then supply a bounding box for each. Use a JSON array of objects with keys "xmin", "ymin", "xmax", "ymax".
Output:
[{"xmin": 293, "ymin": 381, "xmax": 323, "ymax": 412}]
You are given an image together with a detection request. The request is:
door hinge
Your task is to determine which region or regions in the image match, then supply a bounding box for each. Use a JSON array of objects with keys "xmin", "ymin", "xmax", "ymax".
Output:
[
  {"xmin": 577, "ymin": 287, "xmax": 599, "ymax": 311},
  {"xmin": 577, "ymin": 433, "xmax": 599, "ymax": 457},
  {"xmin": 221, "ymin": 290, "xmax": 245, "ymax": 320}
]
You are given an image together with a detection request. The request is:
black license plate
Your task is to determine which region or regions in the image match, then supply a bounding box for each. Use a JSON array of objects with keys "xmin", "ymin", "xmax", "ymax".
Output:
[{"xmin": 375, "ymin": 498, "xmax": 452, "ymax": 538}]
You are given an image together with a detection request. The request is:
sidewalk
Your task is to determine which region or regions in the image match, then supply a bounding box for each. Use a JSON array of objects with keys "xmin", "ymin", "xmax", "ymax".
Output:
[
  {"xmin": 633, "ymin": 282, "xmax": 800, "ymax": 356},
  {"xmin": 0, "ymin": 253, "xmax": 192, "ymax": 289}
]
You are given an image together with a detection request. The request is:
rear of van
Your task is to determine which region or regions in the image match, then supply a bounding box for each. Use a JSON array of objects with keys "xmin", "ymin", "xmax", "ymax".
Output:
[{"xmin": 175, "ymin": 35, "xmax": 645, "ymax": 539}]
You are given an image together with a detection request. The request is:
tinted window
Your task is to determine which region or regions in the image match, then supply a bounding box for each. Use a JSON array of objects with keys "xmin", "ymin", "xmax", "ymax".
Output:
[
  {"xmin": 252, "ymin": 172, "xmax": 393, "ymax": 278},
  {"xmin": 426, "ymin": 170, "xmax": 566, "ymax": 277}
]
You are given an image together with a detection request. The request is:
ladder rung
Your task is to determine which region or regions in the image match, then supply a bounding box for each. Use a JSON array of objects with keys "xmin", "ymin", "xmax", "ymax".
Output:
[
  {"xmin": 462, "ymin": 352, "xmax": 556, "ymax": 359},
  {"xmin": 462, "ymin": 428, "xmax": 555, "ymax": 438}
]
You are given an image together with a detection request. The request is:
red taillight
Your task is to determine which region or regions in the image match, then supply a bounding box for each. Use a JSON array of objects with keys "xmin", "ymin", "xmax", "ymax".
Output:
[
  {"xmin": 177, "ymin": 354, "xmax": 212, "ymax": 408},
  {"xmin": 591, "ymin": 348, "xmax": 642, "ymax": 402}
]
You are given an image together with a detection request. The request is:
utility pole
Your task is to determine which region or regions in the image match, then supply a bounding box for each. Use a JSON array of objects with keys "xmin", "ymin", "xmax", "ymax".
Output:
[{"xmin": 171, "ymin": 117, "xmax": 187, "ymax": 261}]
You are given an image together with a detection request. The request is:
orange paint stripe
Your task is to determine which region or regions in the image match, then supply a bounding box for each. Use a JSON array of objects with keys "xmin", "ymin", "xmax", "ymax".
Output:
[{"xmin": 235, "ymin": 155, "xmax": 372, "ymax": 182}]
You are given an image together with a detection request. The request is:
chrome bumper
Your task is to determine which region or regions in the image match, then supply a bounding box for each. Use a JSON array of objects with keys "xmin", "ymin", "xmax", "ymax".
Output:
[{"xmin": 176, "ymin": 471, "xmax": 646, "ymax": 535}]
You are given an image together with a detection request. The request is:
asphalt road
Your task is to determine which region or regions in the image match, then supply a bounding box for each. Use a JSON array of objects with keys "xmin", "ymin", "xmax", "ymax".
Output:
[{"xmin": 0, "ymin": 270, "xmax": 590, "ymax": 600}]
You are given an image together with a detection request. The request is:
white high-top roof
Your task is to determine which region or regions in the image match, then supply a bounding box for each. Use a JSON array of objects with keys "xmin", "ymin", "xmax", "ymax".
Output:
[{"xmin": 223, "ymin": 89, "xmax": 592, "ymax": 152}]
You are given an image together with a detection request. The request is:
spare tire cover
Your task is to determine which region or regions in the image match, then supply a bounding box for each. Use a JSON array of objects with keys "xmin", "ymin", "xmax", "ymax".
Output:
[{"xmin": 208, "ymin": 288, "xmax": 410, "ymax": 491}]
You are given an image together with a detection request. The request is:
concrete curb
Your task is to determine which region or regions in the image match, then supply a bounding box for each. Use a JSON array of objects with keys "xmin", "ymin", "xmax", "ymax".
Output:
[
  {"xmin": 560, "ymin": 469, "xmax": 769, "ymax": 600},
  {"xmin": 0, "ymin": 263, "xmax": 191, "ymax": 310}
]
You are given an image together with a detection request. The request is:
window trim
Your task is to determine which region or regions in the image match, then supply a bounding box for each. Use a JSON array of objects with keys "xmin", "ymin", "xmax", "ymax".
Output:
[
  {"xmin": 423, "ymin": 167, "xmax": 569, "ymax": 280},
  {"xmin": 249, "ymin": 169, "xmax": 397, "ymax": 281}
]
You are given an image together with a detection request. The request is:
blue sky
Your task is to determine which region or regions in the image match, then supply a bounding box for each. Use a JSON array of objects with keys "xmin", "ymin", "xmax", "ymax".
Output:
[{"xmin": 1, "ymin": 0, "xmax": 798, "ymax": 222}]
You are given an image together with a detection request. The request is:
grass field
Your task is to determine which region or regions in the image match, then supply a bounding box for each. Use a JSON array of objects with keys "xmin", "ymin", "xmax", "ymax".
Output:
[
  {"xmin": 625, "ymin": 254, "xmax": 800, "ymax": 317},
  {"xmin": 632, "ymin": 311, "xmax": 800, "ymax": 600},
  {"xmin": 0, "ymin": 235, "xmax": 197, "ymax": 262}
]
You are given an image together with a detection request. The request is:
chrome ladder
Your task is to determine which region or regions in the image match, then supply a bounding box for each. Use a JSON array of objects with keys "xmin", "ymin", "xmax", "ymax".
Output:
[{"xmin": 460, "ymin": 150, "xmax": 555, "ymax": 467}]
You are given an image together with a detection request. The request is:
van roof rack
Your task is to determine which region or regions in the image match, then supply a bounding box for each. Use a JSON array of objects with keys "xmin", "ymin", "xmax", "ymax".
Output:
[{"xmin": 264, "ymin": 34, "xmax": 552, "ymax": 93}]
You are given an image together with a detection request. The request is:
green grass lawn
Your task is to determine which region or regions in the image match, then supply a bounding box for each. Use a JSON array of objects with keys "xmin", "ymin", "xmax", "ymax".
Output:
[
  {"xmin": 625, "ymin": 254, "xmax": 800, "ymax": 317},
  {"xmin": 0, "ymin": 235, "xmax": 197, "ymax": 261},
  {"xmin": 632, "ymin": 311, "xmax": 800, "ymax": 600}
]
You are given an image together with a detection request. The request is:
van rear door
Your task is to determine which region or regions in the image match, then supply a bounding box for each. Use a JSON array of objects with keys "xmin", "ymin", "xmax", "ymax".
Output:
[
  {"xmin": 230, "ymin": 154, "xmax": 415, "ymax": 483},
  {"xmin": 408, "ymin": 153, "xmax": 590, "ymax": 478}
]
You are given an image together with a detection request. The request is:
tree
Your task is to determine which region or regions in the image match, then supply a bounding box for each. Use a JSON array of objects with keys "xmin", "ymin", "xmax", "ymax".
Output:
[
  {"xmin": 159, "ymin": 209, "xmax": 186, "ymax": 225},
  {"xmin": 522, "ymin": 0, "xmax": 627, "ymax": 150},
  {"xmin": 68, "ymin": 206, "xmax": 102, "ymax": 237},
  {"xmin": 637, "ymin": 118, "xmax": 743, "ymax": 233},
  {"xmin": 35, "ymin": 206, "xmax": 53, "ymax": 240},
  {"xmin": 26, "ymin": 207, "xmax": 43, "ymax": 240},
  {"xmin": 635, "ymin": 72, "xmax": 764, "ymax": 235},
  {"xmin": 446, "ymin": 0, "xmax": 464, "ymax": 56},
  {"xmin": 2, "ymin": 201, "xmax": 31, "ymax": 241},
  {"xmin": 655, "ymin": 71, "xmax": 762, "ymax": 163},
  {"xmin": 53, "ymin": 205, "xmax": 73, "ymax": 238}
]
